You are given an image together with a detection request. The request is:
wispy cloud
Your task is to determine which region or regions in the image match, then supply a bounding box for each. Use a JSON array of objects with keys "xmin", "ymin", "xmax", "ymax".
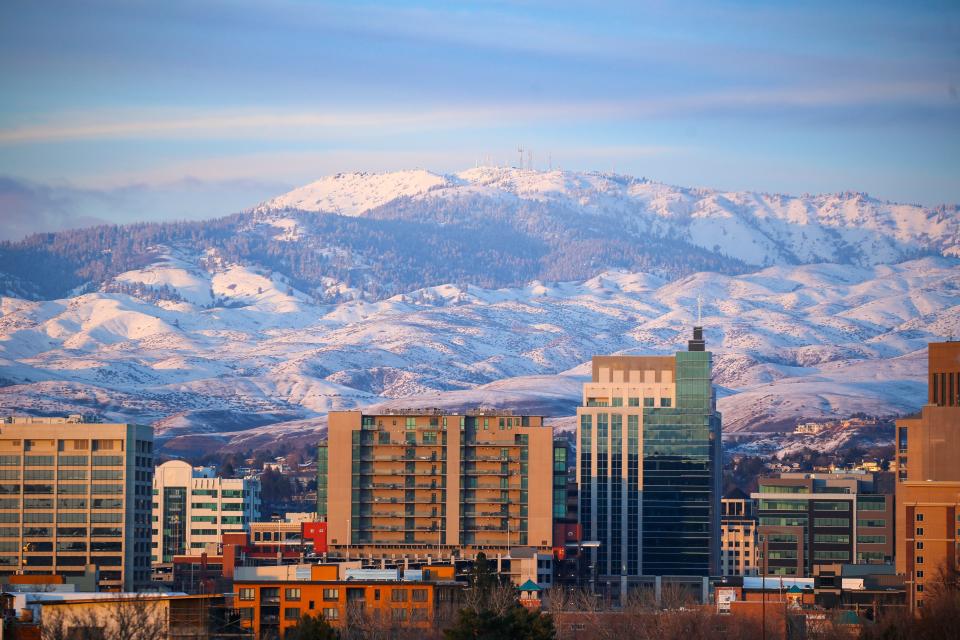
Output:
[{"xmin": 0, "ymin": 81, "xmax": 947, "ymax": 145}]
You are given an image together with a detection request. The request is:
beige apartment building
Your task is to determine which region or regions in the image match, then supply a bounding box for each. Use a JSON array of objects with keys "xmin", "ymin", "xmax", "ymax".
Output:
[
  {"xmin": 0, "ymin": 416, "xmax": 154, "ymax": 591},
  {"xmin": 721, "ymin": 490, "xmax": 758, "ymax": 576},
  {"xmin": 325, "ymin": 410, "xmax": 553, "ymax": 558}
]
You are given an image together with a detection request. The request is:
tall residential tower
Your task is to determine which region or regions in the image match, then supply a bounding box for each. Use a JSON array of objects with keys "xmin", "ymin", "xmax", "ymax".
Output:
[{"xmin": 325, "ymin": 410, "xmax": 554, "ymax": 559}]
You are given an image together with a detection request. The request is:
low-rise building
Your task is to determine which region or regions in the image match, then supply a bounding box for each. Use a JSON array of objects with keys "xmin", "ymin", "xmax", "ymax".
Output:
[
  {"xmin": 234, "ymin": 563, "xmax": 463, "ymax": 637},
  {"xmin": 152, "ymin": 460, "xmax": 261, "ymax": 565},
  {"xmin": 753, "ymin": 471, "xmax": 893, "ymax": 577}
]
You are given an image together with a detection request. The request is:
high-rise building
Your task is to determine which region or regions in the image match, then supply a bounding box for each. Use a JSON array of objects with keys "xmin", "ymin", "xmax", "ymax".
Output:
[
  {"xmin": 721, "ymin": 489, "xmax": 758, "ymax": 576},
  {"xmin": 0, "ymin": 416, "xmax": 154, "ymax": 591},
  {"xmin": 324, "ymin": 411, "xmax": 553, "ymax": 557},
  {"xmin": 576, "ymin": 327, "xmax": 722, "ymax": 585},
  {"xmin": 151, "ymin": 460, "xmax": 261, "ymax": 564},
  {"xmin": 895, "ymin": 341, "xmax": 960, "ymax": 611},
  {"xmin": 753, "ymin": 471, "xmax": 893, "ymax": 578}
]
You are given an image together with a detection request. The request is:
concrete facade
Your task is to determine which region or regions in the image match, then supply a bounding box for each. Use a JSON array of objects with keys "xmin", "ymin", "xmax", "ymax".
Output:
[
  {"xmin": 0, "ymin": 416, "xmax": 153, "ymax": 591},
  {"xmin": 151, "ymin": 460, "xmax": 261, "ymax": 564}
]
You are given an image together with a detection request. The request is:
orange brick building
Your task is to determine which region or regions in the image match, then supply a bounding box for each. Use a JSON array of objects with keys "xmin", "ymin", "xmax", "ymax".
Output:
[
  {"xmin": 895, "ymin": 342, "xmax": 960, "ymax": 612},
  {"xmin": 234, "ymin": 563, "xmax": 461, "ymax": 637}
]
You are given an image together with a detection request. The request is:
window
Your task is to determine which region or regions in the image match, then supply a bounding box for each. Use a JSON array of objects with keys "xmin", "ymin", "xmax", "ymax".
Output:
[
  {"xmin": 916, "ymin": 527, "xmax": 924, "ymax": 536},
  {"xmin": 917, "ymin": 571, "xmax": 924, "ymax": 578},
  {"xmin": 323, "ymin": 588, "xmax": 339, "ymax": 601},
  {"xmin": 759, "ymin": 500, "xmax": 807, "ymax": 511},
  {"xmin": 857, "ymin": 535, "xmax": 887, "ymax": 545},
  {"xmin": 238, "ymin": 588, "xmax": 254, "ymax": 601},
  {"xmin": 916, "ymin": 513, "xmax": 924, "ymax": 522},
  {"xmin": 391, "ymin": 608, "xmax": 407, "ymax": 622},
  {"xmin": 391, "ymin": 589, "xmax": 408, "ymax": 602},
  {"xmin": 814, "ymin": 501, "xmax": 849, "ymax": 511},
  {"xmin": 284, "ymin": 608, "xmax": 300, "ymax": 620},
  {"xmin": 322, "ymin": 608, "xmax": 338, "ymax": 621},
  {"xmin": 857, "ymin": 519, "xmax": 886, "ymax": 528},
  {"xmin": 917, "ymin": 542, "xmax": 924, "ymax": 550},
  {"xmin": 643, "ymin": 397, "xmax": 654, "ymax": 407},
  {"xmin": 813, "ymin": 518, "xmax": 849, "ymax": 528},
  {"xmin": 286, "ymin": 588, "xmax": 301, "ymax": 601},
  {"xmin": 917, "ymin": 556, "xmax": 924, "ymax": 564},
  {"xmin": 611, "ymin": 397, "xmax": 623, "ymax": 407},
  {"xmin": 659, "ymin": 397, "xmax": 671, "ymax": 407},
  {"xmin": 814, "ymin": 550, "xmax": 849, "ymax": 561},
  {"xmin": 412, "ymin": 589, "xmax": 428, "ymax": 602}
]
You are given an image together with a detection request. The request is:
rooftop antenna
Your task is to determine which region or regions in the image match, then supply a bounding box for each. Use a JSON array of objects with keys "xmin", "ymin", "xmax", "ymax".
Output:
[
  {"xmin": 689, "ymin": 295, "xmax": 706, "ymax": 352},
  {"xmin": 527, "ymin": 149, "xmax": 533, "ymax": 171},
  {"xmin": 517, "ymin": 145, "xmax": 524, "ymax": 169}
]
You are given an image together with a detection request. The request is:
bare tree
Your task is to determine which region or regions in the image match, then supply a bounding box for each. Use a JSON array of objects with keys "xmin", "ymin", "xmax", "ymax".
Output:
[{"xmin": 41, "ymin": 596, "xmax": 167, "ymax": 640}]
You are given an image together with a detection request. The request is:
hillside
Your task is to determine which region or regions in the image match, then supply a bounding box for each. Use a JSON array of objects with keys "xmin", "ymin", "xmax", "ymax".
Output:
[{"xmin": 0, "ymin": 250, "xmax": 956, "ymax": 453}]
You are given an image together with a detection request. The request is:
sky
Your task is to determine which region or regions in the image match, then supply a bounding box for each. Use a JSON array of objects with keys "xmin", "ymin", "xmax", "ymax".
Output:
[{"xmin": 0, "ymin": 0, "xmax": 958, "ymax": 239}]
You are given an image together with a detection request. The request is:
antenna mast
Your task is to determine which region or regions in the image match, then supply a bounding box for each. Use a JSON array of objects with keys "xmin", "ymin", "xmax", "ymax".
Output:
[
  {"xmin": 517, "ymin": 145, "xmax": 524, "ymax": 169},
  {"xmin": 697, "ymin": 294, "xmax": 703, "ymax": 325}
]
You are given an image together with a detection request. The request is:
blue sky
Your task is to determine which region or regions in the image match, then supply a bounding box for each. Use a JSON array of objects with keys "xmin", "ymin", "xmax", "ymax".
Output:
[{"xmin": 0, "ymin": 0, "xmax": 958, "ymax": 238}]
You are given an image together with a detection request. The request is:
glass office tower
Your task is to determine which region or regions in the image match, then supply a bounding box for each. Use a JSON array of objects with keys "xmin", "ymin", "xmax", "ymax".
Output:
[{"xmin": 577, "ymin": 327, "xmax": 721, "ymax": 588}]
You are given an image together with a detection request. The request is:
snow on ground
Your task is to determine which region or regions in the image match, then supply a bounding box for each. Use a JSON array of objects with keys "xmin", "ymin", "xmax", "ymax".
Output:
[
  {"xmin": 256, "ymin": 170, "xmax": 450, "ymax": 215},
  {"xmin": 0, "ymin": 256, "xmax": 957, "ymax": 452}
]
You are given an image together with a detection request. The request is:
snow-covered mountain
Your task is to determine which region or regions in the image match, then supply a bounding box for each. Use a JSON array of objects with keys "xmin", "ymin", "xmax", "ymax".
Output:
[
  {"xmin": 1, "ymin": 167, "xmax": 958, "ymax": 453},
  {"xmin": 0, "ymin": 246, "xmax": 956, "ymax": 453},
  {"xmin": 258, "ymin": 167, "xmax": 960, "ymax": 267}
]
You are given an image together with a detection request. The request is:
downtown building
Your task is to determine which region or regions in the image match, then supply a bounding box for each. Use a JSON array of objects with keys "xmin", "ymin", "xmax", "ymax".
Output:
[
  {"xmin": 576, "ymin": 326, "xmax": 722, "ymax": 591},
  {"xmin": 720, "ymin": 489, "xmax": 758, "ymax": 576},
  {"xmin": 895, "ymin": 341, "xmax": 960, "ymax": 611},
  {"xmin": 151, "ymin": 460, "xmax": 261, "ymax": 566},
  {"xmin": 753, "ymin": 471, "xmax": 893, "ymax": 578},
  {"xmin": 324, "ymin": 410, "xmax": 554, "ymax": 559},
  {"xmin": 0, "ymin": 416, "xmax": 154, "ymax": 591}
]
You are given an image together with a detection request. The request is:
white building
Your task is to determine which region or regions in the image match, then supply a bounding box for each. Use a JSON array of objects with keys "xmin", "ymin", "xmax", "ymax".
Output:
[{"xmin": 152, "ymin": 461, "xmax": 261, "ymax": 564}]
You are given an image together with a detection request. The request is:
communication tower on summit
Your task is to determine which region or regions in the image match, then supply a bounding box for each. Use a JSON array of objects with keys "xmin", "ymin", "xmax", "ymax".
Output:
[{"xmin": 517, "ymin": 145, "xmax": 524, "ymax": 169}]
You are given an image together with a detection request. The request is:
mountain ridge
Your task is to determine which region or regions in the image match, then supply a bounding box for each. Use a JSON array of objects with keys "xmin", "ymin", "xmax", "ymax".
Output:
[{"xmin": 0, "ymin": 167, "xmax": 957, "ymax": 454}]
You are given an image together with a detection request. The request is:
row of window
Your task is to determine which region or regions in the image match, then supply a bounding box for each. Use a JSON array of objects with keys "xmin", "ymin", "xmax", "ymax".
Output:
[
  {"xmin": 0, "ymin": 484, "xmax": 124, "ymax": 494},
  {"xmin": 0, "ymin": 512, "xmax": 123, "ymax": 523},
  {"xmin": 237, "ymin": 587, "xmax": 430, "ymax": 603},
  {"xmin": 0, "ymin": 526, "xmax": 122, "ymax": 537},
  {"xmin": 587, "ymin": 397, "xmax": 673, "ymax": 408},
  {"xmin": 0, "ymin": 498, "xmax": 122, "ymax": 509}
]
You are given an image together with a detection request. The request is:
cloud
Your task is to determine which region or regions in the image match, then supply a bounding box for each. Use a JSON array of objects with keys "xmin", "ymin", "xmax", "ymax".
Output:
[
  {"xmin": 0, "ymin": 176, "xmax": 290, "ymax": 241},
  {"xmin": 0, "ymin": 81, "xmax": 948, "ymax": 145}
]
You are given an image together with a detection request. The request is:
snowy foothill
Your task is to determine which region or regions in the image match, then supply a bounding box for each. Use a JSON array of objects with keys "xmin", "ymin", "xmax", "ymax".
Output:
[{"xmin": 0, "ymin": 250, "xmax": 957, "ymax": 452}]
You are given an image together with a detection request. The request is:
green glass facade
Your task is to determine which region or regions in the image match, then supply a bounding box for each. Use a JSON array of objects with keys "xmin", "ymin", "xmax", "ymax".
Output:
[
  {"xmin": 316, "ymin": 442, "xmax": 327, "ymax": 518},
  {"xmin": 642, "ymin": 351, "xmax": 721, "ymax": 576}
]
